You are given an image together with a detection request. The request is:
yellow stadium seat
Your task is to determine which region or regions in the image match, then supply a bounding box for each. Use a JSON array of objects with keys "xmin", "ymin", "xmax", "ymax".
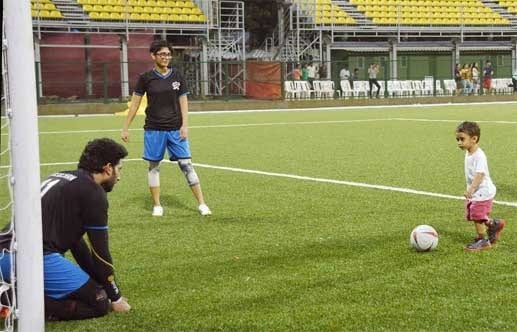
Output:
[
  {"xmin": 50, "ymin": 10, "xmax": 62, "ymax": 18},
  {"xmin": 90, "ymin": 11, "xmax": 101, "ymax": 19},
  {"xmin": 168, "ymin": 14, "xmax": 180, "ymax": 21},
  {"xmin": 110, "ymin": 12, "xmax": 123, "ymax": 20},
  {"xmin": 129, "ymin": 12, "xmax": 141, "ymax": 20}
]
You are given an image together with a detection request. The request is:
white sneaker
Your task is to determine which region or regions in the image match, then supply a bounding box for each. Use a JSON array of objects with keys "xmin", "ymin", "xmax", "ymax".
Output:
[
  {"xmin": 152, "ymin": 206, "xmax": 163, "ymax": 217},
  {"xmin": 198, "ymin": 204, "xmax": 212, "ymax": 216}
]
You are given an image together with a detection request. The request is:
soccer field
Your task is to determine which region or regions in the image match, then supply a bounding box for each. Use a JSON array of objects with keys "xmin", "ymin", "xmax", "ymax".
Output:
[{"xmin": 2, "ymin": 103, "xmax": 517, "ymax": 331}]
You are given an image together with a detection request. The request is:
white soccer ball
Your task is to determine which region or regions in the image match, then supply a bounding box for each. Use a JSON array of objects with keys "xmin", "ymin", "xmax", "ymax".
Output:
[{"xmin": 410, "ymin": 225, "xmax": 439, "ymax": 252}]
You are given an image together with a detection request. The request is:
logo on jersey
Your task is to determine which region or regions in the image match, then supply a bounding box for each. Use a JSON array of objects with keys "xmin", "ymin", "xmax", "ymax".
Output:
[{"xmin": 172, "ymin": 81, "xmax": 181, "ymax": 90}]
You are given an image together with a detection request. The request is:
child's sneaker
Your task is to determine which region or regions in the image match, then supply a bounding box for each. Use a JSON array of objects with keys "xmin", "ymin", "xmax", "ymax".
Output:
[
  {"xmin": 198, "ymin": 204, "xmax": 212, "ymax": 216},
  {"xmin": 464, "ymin": 238, "xmax": 492, "ymax": 251},
  {"xmin": 488, "ymin": 219, "xmax": 505, "ymax": 244},
  {"xmin": 152, "ymin": 205, "xmax": 163, "ymax": 217}
]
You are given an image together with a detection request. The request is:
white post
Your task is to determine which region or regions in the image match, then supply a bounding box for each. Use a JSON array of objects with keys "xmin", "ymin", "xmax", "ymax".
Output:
[
  {"xmin": 34, "ymin": 37, "xmax": 43, "ymax": 98},
  {"xmin": 201, "ymin": 40, "xmax": 208, "ymax": 97},
  {"xmin": 390, "ymin": 40, "xmax": 398, "ymax": 80},
  {"xmin": 5, "ymin": 1, "xmax": 45, "ymax": 331},
  {"xmin": 120, "ymin": 36, "xmax": 129, "ymax": 98}
]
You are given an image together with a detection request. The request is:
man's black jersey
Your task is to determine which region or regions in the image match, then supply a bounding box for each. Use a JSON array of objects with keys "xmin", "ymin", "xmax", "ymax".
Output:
[
  {"xmin": 0, "ymin": 169, "xmax": 121, "ymax": 300},
  {"xmin": 41, "ymin": 170, "xmax": 108, "ymax": 253},
  {"xmin": 134, "ymin": 68, "xmax": 189, "ymax": 131}
]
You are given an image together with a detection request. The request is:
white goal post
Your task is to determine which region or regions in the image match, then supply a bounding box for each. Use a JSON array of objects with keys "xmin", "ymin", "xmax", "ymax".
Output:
[{"xmin": 4, "ymin": 0, "xmax": 45, "ymax": 331}]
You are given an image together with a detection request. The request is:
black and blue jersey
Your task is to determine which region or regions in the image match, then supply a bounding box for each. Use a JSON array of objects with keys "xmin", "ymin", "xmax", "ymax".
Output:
[{"xmin": 134, "ymin": 68, "xmax": 189, "ymax": 131}]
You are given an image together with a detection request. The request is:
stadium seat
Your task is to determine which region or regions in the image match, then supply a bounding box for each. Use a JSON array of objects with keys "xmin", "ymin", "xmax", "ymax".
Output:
[
  {"xmin": 110, "ymin": 12, "xmax": 123, "ymax": 20},
  {"xmin": 354, "ymin": 0, "xmax": 509, "ymax": 26},
  {"xmin": 130, "ymin": 12, "xmax": 141, "ymax": 20}
]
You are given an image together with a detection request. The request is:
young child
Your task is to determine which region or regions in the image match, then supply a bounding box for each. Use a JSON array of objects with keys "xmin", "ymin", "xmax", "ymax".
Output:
[{"xmin": 455, "ymin": 121, "xmax": 505, "ymax": 251}]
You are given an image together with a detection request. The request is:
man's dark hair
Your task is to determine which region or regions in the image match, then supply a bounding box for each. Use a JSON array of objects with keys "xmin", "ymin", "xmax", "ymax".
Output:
[
  {"xmin": 149, "ymin": 39, "xmax": 173, "ymax": 54},
  {"xmin": 78, "ymin": 138, "xmax": 128, "ymax": 173},
  {"xmin": 456, "ymin": 121, "xmax": 481, "ymax": 142}
]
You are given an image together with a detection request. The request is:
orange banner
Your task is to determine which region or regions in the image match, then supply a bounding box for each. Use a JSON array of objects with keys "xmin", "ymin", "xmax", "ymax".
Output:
[{"xmin": 246, "ymin": 61, "xmax": 282, "ymax": 100}]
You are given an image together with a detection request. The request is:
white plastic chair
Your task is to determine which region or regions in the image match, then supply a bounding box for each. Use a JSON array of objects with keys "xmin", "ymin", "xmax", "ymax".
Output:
[
  {"xmin": 400, "ymin": 80, "xmax": 415, "ymax": 96},
  {"xmin": 353, "ymin": 80, "xmax": 369, "ymax": 98},
  {"xmin": 412, "ymin": 80, "xmax": 424, "ymax": 96},
  {"xmin": 387, "ymin": 80, "xmax": 402, "ymax": 97},
  {"xmin": 284, "ymin": 81, "xmax": 296, "ymax": 100},
  {"xmin": 442, "ymin": 79, "xmax": 457, "ymax": 95},
  {"xmin": 294, "ymin": 81, "xmax": 315, "ymax": 99},
  {"xmin": 319, "ymin": 80, "xmax": 337, "ymax": 99},
  {"xmin": 340, "ymin": 80, "xmax": 353, "ymax": 98}
]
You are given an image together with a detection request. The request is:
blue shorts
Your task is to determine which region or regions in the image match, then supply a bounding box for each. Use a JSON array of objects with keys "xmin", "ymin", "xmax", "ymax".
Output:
[
  {"xmin": 143, "ymin": 130, "xmax": 192, "ymax": 161},
  {"xmin": 0, "ymin": 251, "xmax": 89, "ymax": 299}
]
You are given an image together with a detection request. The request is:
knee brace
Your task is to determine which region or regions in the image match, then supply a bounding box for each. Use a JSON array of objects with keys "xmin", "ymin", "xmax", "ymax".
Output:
[
  {"xmin": 177, "ymin": 159, "xmax": 199, "ymax": 187},
  {"xmin": 148, "ymin": 161, "xmax": 160, "ymax": 187}
]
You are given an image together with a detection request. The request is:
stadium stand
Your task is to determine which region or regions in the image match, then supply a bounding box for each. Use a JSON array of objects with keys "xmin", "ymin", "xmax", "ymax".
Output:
[
  {"xmin": 29, "ymin": 0, "xmax": 516, "ymax": 100},
  {"xmin": 31, "ymin": 0, "xmax": 64, "ymax": 19},
  {"xmin": 77, "ymin": 0, "xmax": 207, "ymax": 22},
  {"xmin": 496, "ymin": 0, "xmax": 517, "ymax": 14},
  {"xmin": 294, "ymin": 0, "xmax": 357, "ymax": 25},
  {"xmin": 347, "ymin": 0, "xmax": 510, "ymax": 26}
]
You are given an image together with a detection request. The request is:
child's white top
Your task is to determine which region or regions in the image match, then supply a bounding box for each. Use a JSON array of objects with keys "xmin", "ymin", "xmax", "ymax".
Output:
[{"xmin": 465, "ymin": 147, "xmax": 496, "ymax": 201}]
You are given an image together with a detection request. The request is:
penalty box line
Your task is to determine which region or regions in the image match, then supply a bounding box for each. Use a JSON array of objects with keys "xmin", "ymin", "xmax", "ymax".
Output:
[
  {"xmin": 4, "ymin": 158, "xmax": 514, "ymax": 208},
  {"xmin": 2, "ymin": 117, "xmax": 515, "ymax": 136},
  {"xmin": 193, "ymin": 162, "xmax": 517, "ymax": 208}
]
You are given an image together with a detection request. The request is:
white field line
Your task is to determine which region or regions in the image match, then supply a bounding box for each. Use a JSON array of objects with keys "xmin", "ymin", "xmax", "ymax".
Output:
[
  {"xmin": 2, "ymin": 117, "xmax": 516, "ymax": 136},
  {"xmin": 1, "ymin": 158, "xmax": 516, "ymax": 208},
  {"xmin": 1, "ymin": 100, "xmax": 514, "ymax": 119}
]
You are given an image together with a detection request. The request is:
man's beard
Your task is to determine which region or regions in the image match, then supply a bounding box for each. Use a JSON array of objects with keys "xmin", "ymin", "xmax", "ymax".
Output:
[{"xmin": 101, "ymin": 174, "xmax": 117, "ymax": 192}]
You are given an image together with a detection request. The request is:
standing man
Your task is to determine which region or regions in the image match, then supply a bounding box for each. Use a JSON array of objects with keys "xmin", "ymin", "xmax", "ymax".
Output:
[
  {"xmin": 339, "ymin": 65, "xmax": 350, "ymax": 82},
  {"xmin": 0, "ymin": 138, "xmax": 131, "ymax": 320},
  {"xmin": 307, "ymin": 62, "xmax": 316, "ymax": 88},
  {"xmin": 482, "ymin": 60, "xmax": 494, "ymax": 95},
  {"xmin": 351, "ymin": 68, "xmax": 359, "ymax": 89},
  {"xmin": 301, "ymin": 63, "xmax": 309, "ymax": 82},
  {"xmin": 292, "ymin": 64, "xmax": 301, "ymax": 80},
  {"xmin": 368, "ymin": 63, "xmax": 381, "ymax": 98},
  {"xmin": 121, "ymin": 39, "xmax": 211, "ymax": 217}
]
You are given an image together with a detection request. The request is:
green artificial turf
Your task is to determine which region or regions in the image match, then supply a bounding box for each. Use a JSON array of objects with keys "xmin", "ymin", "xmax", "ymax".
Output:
[{"xmin": 1, "ymin": 103, "xmax": 516, "ymax": 331}]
